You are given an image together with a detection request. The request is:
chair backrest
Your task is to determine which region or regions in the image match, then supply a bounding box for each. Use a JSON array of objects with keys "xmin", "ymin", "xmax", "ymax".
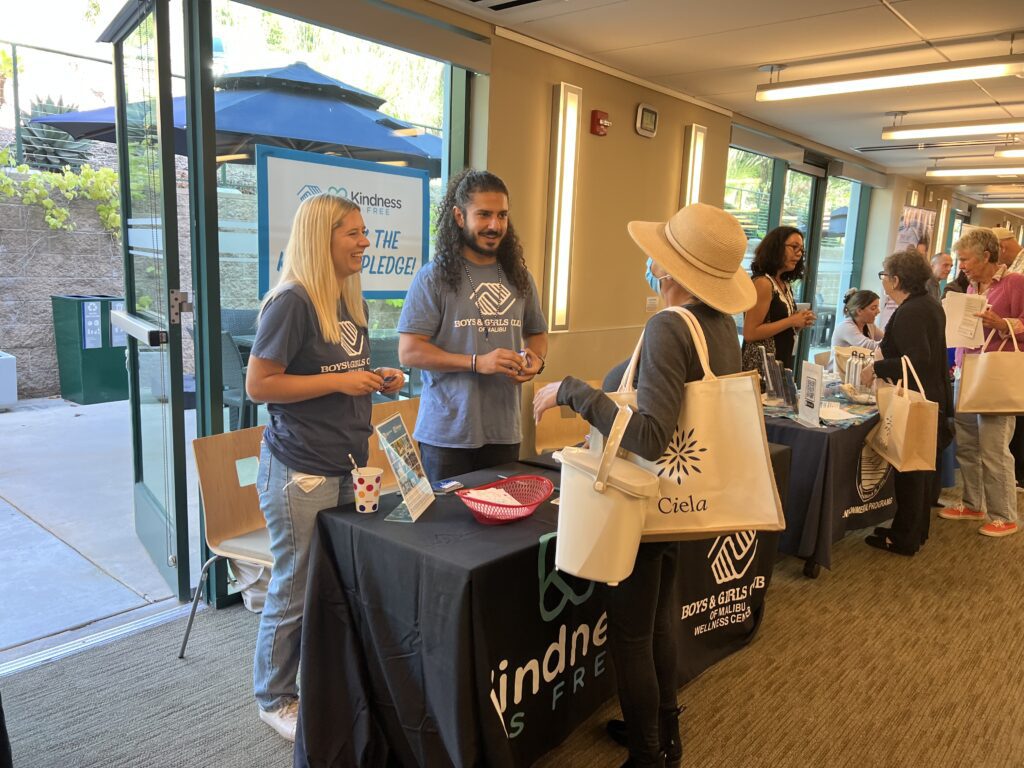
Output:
[
  {"xmin": 221, "ymin": 331, "xmax": 246, "ymax": 393},
  {"xmin": 192, "ymin": 426, "xmax": 268, "ymax": 559},
  {"xmin": 368, "ymin": 398, "xmax": 420, "ymax": 492},
  {"xmin": 221, "ymin": 307, "xmax": 258, "ymax": 336},
  {"xmin": 531, "ymin": 379, "xmax": 602, "ymax": 455},
  {"xmin": 813, "ymin": 350, "xmax": 831, "ymax": 368}
]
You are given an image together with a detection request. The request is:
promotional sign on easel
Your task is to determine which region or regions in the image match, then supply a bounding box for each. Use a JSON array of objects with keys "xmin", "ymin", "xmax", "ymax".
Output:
[
  {"xmin": 375, "ymin": 412, "xmax": 434, "ymax": 522},
  {"xmin": 798, "ymin": 362, "xmax": 824, "ymax": 428}
]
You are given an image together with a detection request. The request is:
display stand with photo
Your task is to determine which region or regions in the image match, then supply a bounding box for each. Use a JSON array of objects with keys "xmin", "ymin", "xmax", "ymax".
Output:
[{"xmin": 375, "ymin": 412, "xmax": 434, "ymax": 522}]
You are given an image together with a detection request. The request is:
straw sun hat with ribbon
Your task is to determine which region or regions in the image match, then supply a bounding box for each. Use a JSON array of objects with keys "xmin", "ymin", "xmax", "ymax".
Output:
[{"xmin": 628, "ymin": 203, "xmax": 756, "ymax": 315}]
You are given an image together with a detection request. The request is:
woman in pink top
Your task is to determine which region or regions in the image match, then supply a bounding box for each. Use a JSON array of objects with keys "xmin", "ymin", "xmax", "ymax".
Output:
[{"xmin": 941, "ymin": 228, "xmax": 1024, "ymax": 537}]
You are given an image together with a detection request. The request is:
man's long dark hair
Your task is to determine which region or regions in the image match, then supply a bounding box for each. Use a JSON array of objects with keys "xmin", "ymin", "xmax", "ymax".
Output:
[{"xmin": 432, "ymin": 169, "xmax": 531, "ymax": 295}]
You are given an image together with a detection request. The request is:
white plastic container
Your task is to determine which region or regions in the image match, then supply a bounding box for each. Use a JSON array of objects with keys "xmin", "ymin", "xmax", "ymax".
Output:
[{"xmin": 554, "ymin": 444, "xmax": 659, "ymax": 585}]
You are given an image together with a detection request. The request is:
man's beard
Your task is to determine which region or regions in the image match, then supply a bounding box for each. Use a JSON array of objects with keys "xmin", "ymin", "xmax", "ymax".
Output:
[{"xmin": 460, "ymin": 223, "xmax": 504, "ymax": 258}]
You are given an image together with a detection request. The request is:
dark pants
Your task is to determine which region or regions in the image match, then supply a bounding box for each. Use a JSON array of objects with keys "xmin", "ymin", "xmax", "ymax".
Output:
[
  {"xmin": 1011, "ymin": 416, "xmax": 1024, "ymax": 488},
  {"xmin": 891, "ymin": 469, "xmax": 934, "ymax": 550},
  {"xmin": 604, "ymin": 542, "xmax": 679, "ymax": 765},
  {"xmin": 417, "ymin": 442, "xmax": 521, "ymax": 484}
]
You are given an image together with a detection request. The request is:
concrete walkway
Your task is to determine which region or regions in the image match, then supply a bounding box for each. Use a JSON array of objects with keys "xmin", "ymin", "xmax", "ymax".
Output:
[{"xmin": 0, "ymin": 397, "xmax": 204, "ymax": 660}]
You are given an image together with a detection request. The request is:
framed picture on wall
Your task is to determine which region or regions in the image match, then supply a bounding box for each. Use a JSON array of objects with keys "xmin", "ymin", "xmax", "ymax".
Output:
[{"xmin": 894, "ymin": 205, "xmax": 936, "ymax": 258}]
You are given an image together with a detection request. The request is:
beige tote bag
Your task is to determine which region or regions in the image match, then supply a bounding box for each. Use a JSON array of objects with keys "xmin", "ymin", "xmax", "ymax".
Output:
[
  {"xmin": 957, "ymin": 320, "xmax": 1024, "ymax": 415},
  {"xmin": 591, "ymin": 307, "xmax": 785, "ymax": 542},
  {"xmin": 868, "ymin": 356, "xmax": 938, "ymax": 472}
]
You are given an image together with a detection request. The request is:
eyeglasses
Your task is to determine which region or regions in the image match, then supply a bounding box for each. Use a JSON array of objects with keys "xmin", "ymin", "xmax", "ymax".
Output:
[
  {"xmin": 785, "ymin": 243, "xmax": 805, "ymax": 255},
  {"xmin": 877, "ymin": 271, "xmax": 889, "ymax": 279}
]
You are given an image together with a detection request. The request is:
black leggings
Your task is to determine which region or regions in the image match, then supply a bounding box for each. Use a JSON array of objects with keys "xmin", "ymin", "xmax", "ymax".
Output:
[{"xmin": 604, "ymin": 542, "xmax": 679, "ymax": 764}]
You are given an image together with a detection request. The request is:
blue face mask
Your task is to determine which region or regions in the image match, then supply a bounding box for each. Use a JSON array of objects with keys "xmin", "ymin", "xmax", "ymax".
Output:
[{"xmin": 645, "ymin": 258, "xmax": 660, "ymax": 294}]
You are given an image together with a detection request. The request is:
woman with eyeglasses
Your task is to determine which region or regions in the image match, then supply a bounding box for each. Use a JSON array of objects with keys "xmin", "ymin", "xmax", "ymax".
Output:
[{"xmin": 742, "ymin": 226, "xmax": 815, "ymax": 371}]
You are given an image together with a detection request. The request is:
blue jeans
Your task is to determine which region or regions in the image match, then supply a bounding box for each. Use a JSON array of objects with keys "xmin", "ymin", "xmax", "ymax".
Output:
[{"xmin": 253, "ymin": 441, "xmax": 352, "ymax": 711}]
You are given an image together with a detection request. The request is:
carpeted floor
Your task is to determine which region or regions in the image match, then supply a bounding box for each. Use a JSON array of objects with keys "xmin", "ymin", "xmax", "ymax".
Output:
[{"xmin": 4, "ymin": 510, "xmax": 1024, "ymax": 767}]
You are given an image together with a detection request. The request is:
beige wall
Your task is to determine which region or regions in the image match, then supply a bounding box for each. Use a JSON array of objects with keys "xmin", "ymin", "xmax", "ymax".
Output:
[
  {"xmin": 487, "ymin": 35, "xmax": 732, "ymax": 384},
  {"xmin": 968, "ymin": 207, "xmax": 1024, "ymax": 234}
]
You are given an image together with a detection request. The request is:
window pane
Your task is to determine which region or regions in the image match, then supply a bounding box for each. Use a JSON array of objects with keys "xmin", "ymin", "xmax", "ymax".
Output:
[
  {"xmin": 807, "ymin": 177, "xmax": 861, "ymax": 361},
  {"xmin": 724, "ymin": 148, "xmax": 773, "ymax": 272}
]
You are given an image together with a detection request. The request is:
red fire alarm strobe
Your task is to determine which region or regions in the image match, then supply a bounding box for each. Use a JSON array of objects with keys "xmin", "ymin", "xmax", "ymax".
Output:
[{"xmin": 590, "ymin": 110, "xmax": 611, "ymax": 136}]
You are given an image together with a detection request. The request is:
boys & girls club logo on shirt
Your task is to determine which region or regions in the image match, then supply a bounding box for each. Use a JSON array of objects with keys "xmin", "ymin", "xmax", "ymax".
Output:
[
  {"xmin": 337, "ymin": 320, "xmax": 364, "ymax": 357},
  {"xmin": 708, "ymin": 531, "xmax": 758, "ymax": 585},
  {"xmin": 471, "ymin": 282, "xmax": 516, "ymax": 316}
]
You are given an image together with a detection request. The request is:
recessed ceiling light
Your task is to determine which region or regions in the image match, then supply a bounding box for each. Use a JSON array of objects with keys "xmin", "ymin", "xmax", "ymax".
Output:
[{"xmin": 925, "ymin": 166, "xmax": 1024, "ymax": 177}]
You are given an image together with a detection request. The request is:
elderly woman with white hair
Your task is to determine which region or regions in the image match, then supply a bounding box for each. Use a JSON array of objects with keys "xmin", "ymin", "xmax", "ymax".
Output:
[
  {"xmin": 533, "ymin": 204, "xmax": 755, "ymax": 768},
  {"xmin": 939, "ymin": 228, "xmax": 1024, "ymax": 538}
]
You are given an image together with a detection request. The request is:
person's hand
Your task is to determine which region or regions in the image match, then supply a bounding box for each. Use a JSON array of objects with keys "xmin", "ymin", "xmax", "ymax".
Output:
[
  {"xmin": 533, "ymin": 382, "xmax": 561, "ymax": 423},
  {"xmin": 476, "ymin": 348, "xmax": 527, "ymax": 377},
  {"xmin": 860, "ymin": 362, "xmax": 875, "ymax": 387},
  {"xmin": 511, "ymin": 349, "xmax": 543, "ymax": 383},
  {"xmin": 791, "ymin": 309, "xmax": 816, "ymax": 329},
  {"xmin": 976, "ymin": 308, "xmax": 1006, "ymax": 331},
  {"xmin": 375, "ymin": 367, "xmax": 405, "ymax": 394},
  {"xmin": 336, "ymin": 370, "xmax": 384, "ymax": 396}
]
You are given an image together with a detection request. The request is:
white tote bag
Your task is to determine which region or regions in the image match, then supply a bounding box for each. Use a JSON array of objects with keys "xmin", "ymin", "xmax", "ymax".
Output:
[
  {"xmin": 957, "ymin": 320, "xmax": 1024, "ymax": 415},
  {"xmin": 591, "ymin": 307, "xmax": 785, "ymax": 541},
  {"xmin": 867, "ymin": 355, "xmax": 938, "ymax": 472}
]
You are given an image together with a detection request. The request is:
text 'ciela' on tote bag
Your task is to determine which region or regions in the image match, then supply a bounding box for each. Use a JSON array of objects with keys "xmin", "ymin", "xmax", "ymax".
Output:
[
  {"xmin": 867, "ymin": 355, "xmax": 938, "ymax": 472},
  {"xmin": 957, "ymin": 319, "xmax": 1024, "ymax": 415},
  {"xmin": 590, "ymin": 306, "xmax": 785, "ymax": 542}
]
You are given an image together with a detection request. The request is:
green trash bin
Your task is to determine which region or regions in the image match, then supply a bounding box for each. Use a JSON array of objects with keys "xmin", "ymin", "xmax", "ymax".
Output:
[{"xmin": 51, "ymin": 295, "xmax": 130, "ymax": 405}]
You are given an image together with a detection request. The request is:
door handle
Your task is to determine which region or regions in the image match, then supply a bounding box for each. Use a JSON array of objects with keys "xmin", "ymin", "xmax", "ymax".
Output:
[{"xmin": 111, "ymin": 310, "xmax": 167, "ymax": 347}]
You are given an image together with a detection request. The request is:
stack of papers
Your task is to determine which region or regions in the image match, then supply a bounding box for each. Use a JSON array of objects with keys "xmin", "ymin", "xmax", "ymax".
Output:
[{"xmin": 942, "ymin": 292, "xmax": 986, "ymax": 348}]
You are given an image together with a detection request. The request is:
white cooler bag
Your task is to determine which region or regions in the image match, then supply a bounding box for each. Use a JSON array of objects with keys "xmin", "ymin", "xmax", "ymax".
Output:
[{"xmin": 555, "ymin": 406, "xmax": 660, "ymax": 585}]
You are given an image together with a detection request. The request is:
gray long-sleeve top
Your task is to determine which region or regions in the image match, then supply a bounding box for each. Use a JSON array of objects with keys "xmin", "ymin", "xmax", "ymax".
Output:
[{"xmin": 556, "ymin": 303, "xmax": 742, "ymax": 462}]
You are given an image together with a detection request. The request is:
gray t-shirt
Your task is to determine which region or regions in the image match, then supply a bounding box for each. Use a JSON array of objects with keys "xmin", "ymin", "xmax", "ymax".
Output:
[
  {"xmin": 251, "ymin": 283, "xmax": 372, "ymax": 476},
  {"xmin": 398, "ymin": 259, "xmax": 548, "ymax": 448}
]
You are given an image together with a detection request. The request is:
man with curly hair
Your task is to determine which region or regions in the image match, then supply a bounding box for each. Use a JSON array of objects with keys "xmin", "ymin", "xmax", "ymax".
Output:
[{"xmin": 398, "ymin": 169, "xmax": 548, "ymax": 482}]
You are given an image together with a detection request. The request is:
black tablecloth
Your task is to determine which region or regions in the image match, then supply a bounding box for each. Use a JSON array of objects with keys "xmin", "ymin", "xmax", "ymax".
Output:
[
  {"xmin": 765, "ymin": 416, "xmax": 895, "ymax": 569},
  {"xmin": 296, "ymin": 446, "xmax": 789, "ymax": 768}
]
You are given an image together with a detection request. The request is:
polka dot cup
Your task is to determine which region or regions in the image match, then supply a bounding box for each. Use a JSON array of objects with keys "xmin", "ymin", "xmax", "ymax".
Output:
[{"xmin": 352, "ymin": 466, "xmax": 384, "ymax": 514}]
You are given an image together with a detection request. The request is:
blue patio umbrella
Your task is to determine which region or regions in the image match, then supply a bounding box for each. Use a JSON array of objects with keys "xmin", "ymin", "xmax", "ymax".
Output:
[{"xmin": 32, "ymin": 62, "xmax": 442, "ymax": 173}]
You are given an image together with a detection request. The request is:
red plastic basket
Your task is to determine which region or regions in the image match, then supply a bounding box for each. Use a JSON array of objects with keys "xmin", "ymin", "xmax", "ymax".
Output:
[{"xmin": 456, "ymin": 475, "xmax": 555, "ymax": 525}]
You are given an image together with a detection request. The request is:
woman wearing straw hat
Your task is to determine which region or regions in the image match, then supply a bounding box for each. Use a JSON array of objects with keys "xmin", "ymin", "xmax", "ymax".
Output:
[{"xmin": 534, "ymin": 203, "xmax": 755, "ymax": 768}]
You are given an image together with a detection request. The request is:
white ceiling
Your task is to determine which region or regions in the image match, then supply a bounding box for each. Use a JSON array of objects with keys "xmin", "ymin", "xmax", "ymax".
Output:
[{"xmin": 429, "ymin": 0, "xmax": 1024, "ymax": 200}]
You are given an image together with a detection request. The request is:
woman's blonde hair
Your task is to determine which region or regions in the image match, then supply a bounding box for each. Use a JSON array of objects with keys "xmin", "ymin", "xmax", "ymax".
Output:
[{"xmin": 261, "ymin": 193, "xmax": 366, "ymax": 344}]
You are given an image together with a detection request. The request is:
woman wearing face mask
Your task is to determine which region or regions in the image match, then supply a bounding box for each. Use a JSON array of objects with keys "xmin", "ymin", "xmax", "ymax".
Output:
[
  {"xmin": 742, "ymin": 226, "xmax": 815, "ymax": 371},
  {"xmin": 534, "ymin": 204, "xmax": 754, "ymax": 768},
  {"xmin": 831, "ymin": 288, "xmax": 883, "ymax": 354}
]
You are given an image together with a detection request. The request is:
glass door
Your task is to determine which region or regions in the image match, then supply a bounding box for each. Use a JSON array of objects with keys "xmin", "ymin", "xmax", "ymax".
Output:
[{"xmin": 110, "ymin": 1, "xmax": 191, "ymax": 600}]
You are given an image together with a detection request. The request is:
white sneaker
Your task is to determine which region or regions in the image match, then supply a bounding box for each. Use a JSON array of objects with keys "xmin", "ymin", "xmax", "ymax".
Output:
[{"xmin": 259, "ymin": 699, "xmax": 299, "ymax": 742}]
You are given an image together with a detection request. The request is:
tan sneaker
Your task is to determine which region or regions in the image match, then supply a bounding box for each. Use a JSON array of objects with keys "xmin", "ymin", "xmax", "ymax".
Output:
[
  {"xmin": 979, "ymin": 520, "xmax": 1019, "ymax": 538},
  {"xmin": 938, "ymin": 505, "xmax": 985, "ymax": 521},
  {"xmin": 259, "ymin": 699, "xmax": 298, "ymax": 741}
]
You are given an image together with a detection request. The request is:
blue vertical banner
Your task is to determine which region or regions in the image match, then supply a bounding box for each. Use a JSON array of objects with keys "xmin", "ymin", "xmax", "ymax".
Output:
[{"xmin": 256, "ymin": 145, "xmax": 430, "ymax": 299}]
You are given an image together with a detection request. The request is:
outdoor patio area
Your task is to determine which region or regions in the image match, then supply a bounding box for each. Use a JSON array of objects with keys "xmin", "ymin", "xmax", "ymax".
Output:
[{"xmin": 0, "ymin": 397, "xmax": 209, "ymax": 665}]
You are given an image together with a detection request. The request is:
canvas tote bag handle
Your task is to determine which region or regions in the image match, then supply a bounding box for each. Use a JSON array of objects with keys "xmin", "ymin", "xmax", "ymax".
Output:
[
  {"xmin": 618, "ymin": 306, "xmax": 714, "ymax": 393},
  {"xmin": 594, "ymin": 405, "xmax": 634, "ymax": 492},
  {"xmin": 898, "ymin": 355, "xmax": 926, "ymax": 398}
]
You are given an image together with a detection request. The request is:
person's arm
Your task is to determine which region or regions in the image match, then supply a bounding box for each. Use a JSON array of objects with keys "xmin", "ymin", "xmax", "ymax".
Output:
[
  {"xmin": 398, "ymin": 333, "xmax": 524, "ymax": 375},
  {"xmin": 556, "ymin": 313, "xmax": 691, "ymax": 461},
  {"xmin": 834, "ymin": 320, "xmax": 882, "ymax": 351},
  {"xmin": 511, "ymin": 331, "xmax": 549, "ymax": 383},
  {"xmin": 246, "ymin": 356, "xmax": 383, "ymax": 402},
  {"xmin": 743, "ymin": 277, "xmax": 804, "ymax": 342}
]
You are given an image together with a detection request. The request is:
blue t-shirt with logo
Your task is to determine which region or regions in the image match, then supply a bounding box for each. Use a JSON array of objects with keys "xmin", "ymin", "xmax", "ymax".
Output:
[
  {"xmin": 399, "ymin": 260, "xmax": 548, "ymax": 448},
  {"xmin": 251, "ymin": 283, "xmax": 372, "ymax": 476}
]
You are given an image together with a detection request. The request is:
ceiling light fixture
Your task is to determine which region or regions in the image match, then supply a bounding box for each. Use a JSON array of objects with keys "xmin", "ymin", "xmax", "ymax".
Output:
[
  {"xmin": 882, "ymin": 117, "xmax": 1024, "ymax": 140},
  {"xmin": 925, "ymin": 166, "xmax": 1024, "ymax": 177},
  {"xmin": 756, "ymin": 55, "xmax": 1024, "ymax": 102},
  {"xmin": 978, "ymin": 202, "xmax": 1024, "ymax": 209},
  {"xmin": 995, "ymin": 146, "xmax": 1024, "ymax": 158}
]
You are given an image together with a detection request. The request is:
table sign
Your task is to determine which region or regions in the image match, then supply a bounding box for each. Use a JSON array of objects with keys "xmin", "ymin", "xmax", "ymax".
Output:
[
  {"xmin": 374, "ymin": 412, "xmax": 433, "ymax": 522},
  {"xmin": 797, "ymin": 362, "xmax": 824, "ymax": 428}
]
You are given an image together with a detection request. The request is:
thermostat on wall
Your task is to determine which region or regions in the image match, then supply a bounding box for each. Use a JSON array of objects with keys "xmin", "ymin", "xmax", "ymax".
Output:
[{"xmin": 635, "ymin": 103, "xmax": 658, "ymax": 138}]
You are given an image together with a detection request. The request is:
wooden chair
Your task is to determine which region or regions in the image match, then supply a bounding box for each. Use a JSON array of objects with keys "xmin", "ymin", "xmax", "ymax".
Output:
[
  {"xmin": 368, "ymin": 398, "xmax": 420, "ymax": 492},
  {"xmin": 531, "ymin": 380, "xmax": 602, "ymax": 455},
  {"xmin": 179, "ymin": 425, "xmax": 271, "ymax": 659}
]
